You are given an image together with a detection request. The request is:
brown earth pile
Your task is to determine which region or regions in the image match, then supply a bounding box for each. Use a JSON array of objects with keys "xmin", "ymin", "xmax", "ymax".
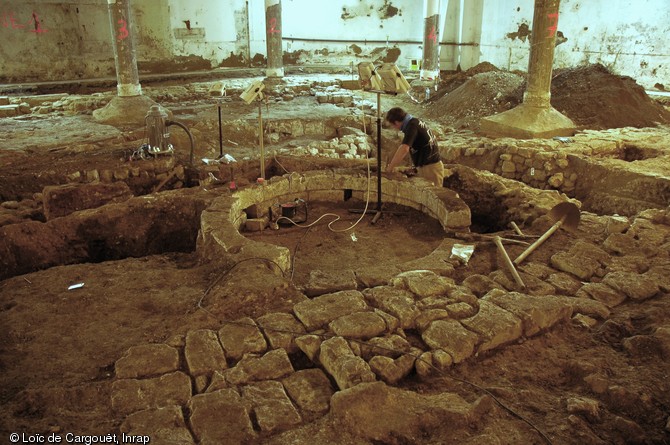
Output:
[
  {"xmin": 425, "ymin": 63, "xmax": 670, "ymax": 131},
  {"xmin": 550, "ymin": 63, "xmax": 670, "ymax": 129},
  {"xmin": 424, "ymin": 70, "xmax": 524, "ymax": 130}
]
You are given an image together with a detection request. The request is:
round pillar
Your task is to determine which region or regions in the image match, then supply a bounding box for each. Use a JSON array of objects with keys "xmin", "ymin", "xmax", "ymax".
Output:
[
  {"xmin": 420, "ymin": 0, "xmax": 440, "ymax": 81},
  {"xmin": 107, "ymin": 0, "xmax": 141, "ymax": 97},
  {"xmin": 524, "ymin": 0, "xmax": 561, "ymax": 108},
  {"xmin": 265, "ymin": 0, "xmax": 284, "ymax": 78}
]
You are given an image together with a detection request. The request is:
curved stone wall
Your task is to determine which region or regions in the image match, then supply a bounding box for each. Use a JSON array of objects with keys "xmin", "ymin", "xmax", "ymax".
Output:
[{"xmin": 196, "ymin": 169, "xmax": 472, "ymax": 272}]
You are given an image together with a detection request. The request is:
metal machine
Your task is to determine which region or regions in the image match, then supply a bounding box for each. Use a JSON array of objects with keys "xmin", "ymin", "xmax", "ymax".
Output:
[
  {"xmin": 270, "ymin": 198, "xmax": 308, "ymax": 226},
  {"xmin": 138, "ymin": 105, "xmax": 195, "ymax": 165},
  {"xmin": 145, "ymin": 105, "xmax": 174, "ymax": 156}
]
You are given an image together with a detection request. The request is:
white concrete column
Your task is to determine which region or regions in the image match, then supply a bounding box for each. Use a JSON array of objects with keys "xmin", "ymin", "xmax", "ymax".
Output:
[
  {"xmin": 265, "ymin": 0, "xmax": 284, "ymax": 78},
  {"xmin": 439, "ymin": 0, "xmax": 461, "ymax": 71},
  {"xmin": 106, "ymin": 0, "xmax": 142, "ymax": 97},
  {"xmin": 460, "ymin": 0, "xmax": 484, "ymax": 70},
  {"xmin": 420, "ymin": 0, "xmax": 440, "ymax": 81}
]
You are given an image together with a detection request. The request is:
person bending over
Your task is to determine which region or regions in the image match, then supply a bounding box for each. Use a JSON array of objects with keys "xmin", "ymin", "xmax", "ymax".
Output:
[{"xmin": 385, "ymin": 107, "xmax": 444, "ymax": 187}]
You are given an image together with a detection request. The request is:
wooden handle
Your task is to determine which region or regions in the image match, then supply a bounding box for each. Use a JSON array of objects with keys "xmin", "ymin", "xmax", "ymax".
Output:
[
  {"xmin": 494, "ymin": 236, "xmax": 526, "ymax": 290},
  {"xmin": 510, "ymin": 221, "xmax": 524, "ymax": 236},
  {"xmin": 513, "ymin": 217, "xmax": 565, "ymax": 265}
]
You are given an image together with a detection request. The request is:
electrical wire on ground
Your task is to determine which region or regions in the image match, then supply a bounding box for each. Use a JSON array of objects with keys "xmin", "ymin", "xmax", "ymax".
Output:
[
  {"xmin": 273, "ymin": 97, "xmax": 375, "ymax": 234},
  {"xmin": 196, "ymin": 257, "xmax": 553, "ymax": 445}
]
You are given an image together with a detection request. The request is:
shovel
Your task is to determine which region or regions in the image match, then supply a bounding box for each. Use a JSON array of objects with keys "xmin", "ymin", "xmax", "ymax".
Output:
[{"xmin": 513, "ymin": 202, "xmax": 580, "ymax": 266}]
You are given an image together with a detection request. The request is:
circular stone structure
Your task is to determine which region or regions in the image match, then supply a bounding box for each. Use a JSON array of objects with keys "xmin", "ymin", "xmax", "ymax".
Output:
[{"xmin": 196, "ymin": 169, "xmax": 472, "ymax": 273}]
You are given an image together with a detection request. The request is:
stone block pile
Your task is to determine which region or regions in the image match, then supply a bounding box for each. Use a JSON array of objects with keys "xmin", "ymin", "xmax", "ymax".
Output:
[
  {"xmin": 109, "ymin": 269, "xmax": 580, "ymax": 442},
  {"xmin": 109, "ymin": 205, "xmax": 670, "ymax": 442},
  {"xmin": 439, "ymin": 126, "xmax": 670, "ymax": 206},
  {"xmin": 277, "ymin": 133, "xmax": 372, "ymax": 160}
]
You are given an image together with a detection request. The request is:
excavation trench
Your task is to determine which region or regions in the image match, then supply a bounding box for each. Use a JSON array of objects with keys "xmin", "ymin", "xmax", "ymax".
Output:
[{"xmin": 0, "ymin": 154, "xmax": 579, "ymax": 283}]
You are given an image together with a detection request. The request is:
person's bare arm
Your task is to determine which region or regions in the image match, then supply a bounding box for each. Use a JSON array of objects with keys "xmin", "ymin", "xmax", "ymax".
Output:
[{"xmin": 386, "ymin": 144, "xmax": 410, "ymax": 172}]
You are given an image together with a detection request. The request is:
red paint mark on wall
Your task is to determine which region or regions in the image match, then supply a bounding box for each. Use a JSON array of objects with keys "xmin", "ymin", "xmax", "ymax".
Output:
[
  {"xmin": 117, "ymin": 18, "xmax": 128, "ymax": 40},
  {"xmin": 1, "ymin": 10, "xmax": 48, "ymax": 33},
  {"xmin": 29, "ymin": 12, "xmax": 47, "ymax": 33},
  {"xmin": 547, "ymin": 12, "xmax": 559, "ymax": 37},
  {"xmin": 427, "ymin": 25, "xmax": 437, "ymax": 44},
  {"xmin": 268, "ymin": 17, "xmax": 280, "ymax": 35},
  {"xmin": 1, "ymin": 12, "xmax": 25, "ymax": 29}
]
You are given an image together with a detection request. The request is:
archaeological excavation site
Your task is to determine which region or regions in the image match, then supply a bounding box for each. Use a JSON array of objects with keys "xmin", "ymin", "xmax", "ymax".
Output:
[{"xmin": 1, "ymin": 0, "xmax": 670, "ymax": 444}]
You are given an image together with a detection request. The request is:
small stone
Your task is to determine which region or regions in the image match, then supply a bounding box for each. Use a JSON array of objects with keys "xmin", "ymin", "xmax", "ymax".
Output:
[
  {"xmin": 572, "ymin": 314, "xmax": 598, "ymax": 328},
  {"xmin": 567, "ymin": 396, "xmax": 601, "ymax": 422}
]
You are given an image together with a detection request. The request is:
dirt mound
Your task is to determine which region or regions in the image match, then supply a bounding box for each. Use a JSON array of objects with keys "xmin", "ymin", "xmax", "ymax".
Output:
[
  {"xmin": 464, "ymin": 61, "xmax": 500, "ymax": 76},
  {"xmin": 425, "ymin": 63, "xmax": 670, "ymax": 131},
  {"xmin": 550, "ymin": 63, "xmax": 670, "ymax": 129},
  {"xmin": 425, "ymin": 71, "xmax": 524, "ymax": 130},
  {"xmin": 431, "ymin": 62, "xmax": 501, "ymax": 99}
]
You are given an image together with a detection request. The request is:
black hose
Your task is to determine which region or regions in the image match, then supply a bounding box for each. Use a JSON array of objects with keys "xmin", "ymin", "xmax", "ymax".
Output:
[{"xmin": 167, "ymin": 120, "xmax": 195, "ymax": 165}]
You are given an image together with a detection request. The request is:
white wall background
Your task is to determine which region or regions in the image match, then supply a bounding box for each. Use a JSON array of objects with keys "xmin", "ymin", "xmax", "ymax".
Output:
[
  {"xmin": 470, "ymin": 0, "xmax": 670, "ymax": 88},
  {"xmin": 0, "ymin": 0, "xmax": 668, "ymax": 89}
]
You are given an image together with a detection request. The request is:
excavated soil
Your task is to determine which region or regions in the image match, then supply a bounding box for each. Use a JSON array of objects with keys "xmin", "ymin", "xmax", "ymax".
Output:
[
  {"xmin": 425, "ymin": 63, "xmax": 670, "ymax": 131},
  {"xmin": 1, "ymin": 67, "xmax": 670, "ymax": 445}
]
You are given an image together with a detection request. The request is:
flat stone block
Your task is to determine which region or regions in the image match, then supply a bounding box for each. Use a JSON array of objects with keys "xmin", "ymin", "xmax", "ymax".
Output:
[
  {"xmin": 577, "ymin": 282, "xmax": 626, "ymax": 308},
  {"xmin": 222, "ymin": 349, "xmax": 294, "ymax": 386},
  {"xmin": 256, "ymin": 312, "xmax": 306, "ymax": 354},
  {"xmin": 120, "ymin": 406, "xmax": 195, "ymax": 445},
  {"xmin": 244, "ymin": 217, "xmax": 268, "ymax": 232},
  {"xmin": 185, "ymin": 329, "xmax": 228, "ymax": 377},
  {"xmin": 422, "ymin": 319, "xmax": 479, "ymax": 363},
  {"xmin": 602, "ymin": 271, "xmax": 659, "ymax": 301},
  {"xmin": 391, "ymin": 270, "xmax": 456, "ymax": 298},
  {"xmin": 241, "ymin": 381, "xmax": 302, "ymax": 433},
  {"xmin": 461, "ymin": 300, "xmax": 523, "ymax": 353},
  {"xmin": 328, "ymin": 311, "xmax": 387, "ymax": 339},
  {"xmin": 302, "ymin": 268, "xmax": 357, "ymax": 297},
  {"xmin": 188, "ymin": 389, "xmax": 255, "ymax": 445},
  {"xmin": 115, "ymin": 343, "xmax": 180, "ymax": 379},
  {"xmin": 483, "ymin": 291, "xmax": 573, "ymax": 337},
  {"xmin": 111, "ymin": 372, "xmax": 192, "ymax": 416},
  {"xmin": 293, "ymin": 290, "xmax": 369, "ymax": 330},
  {"xmin": 362, "ymin": 286, "xmax": 419, "ymax": 329},
  {"xmin": 319, "ymin": 336, "xmax": 376, "ymax": 390},
  {"xmin": 282, "ymin": 368, "xmax": 334, "ymax": 414},
  {"xmin": 218, "ymin": 317, "xmax": 267, "ymax": 361}
]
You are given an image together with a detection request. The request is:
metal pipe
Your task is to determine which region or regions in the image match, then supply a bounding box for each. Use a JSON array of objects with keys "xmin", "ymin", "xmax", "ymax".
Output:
[
  {"xmin": 258, "ymin": 100, "xmax": 265, "ymax": 180},
  {"xmin": 376, "ymin": 91, "xmax": 382, "ymax": 212},
  {"xmin": 167, "ymin": 120, "xmax": 195, "ymax": 166},
  {"xmin": 218, "ymin": 101, "xmax": 223, "ymax": 158},
  {"xmin": 282, "ymin": 36, "xmax": 479, "ymax": 46}
]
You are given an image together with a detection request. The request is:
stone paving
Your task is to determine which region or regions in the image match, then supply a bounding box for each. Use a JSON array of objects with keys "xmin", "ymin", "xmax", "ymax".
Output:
[{"xmin": 109, "ymin": 206, "xmax": 670, "ymax": 444}]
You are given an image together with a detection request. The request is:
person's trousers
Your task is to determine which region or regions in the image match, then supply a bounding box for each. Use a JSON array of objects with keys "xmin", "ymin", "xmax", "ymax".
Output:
[{"xmin": 417, "ymin": 161, "xmax": 444, "ymax": 186}]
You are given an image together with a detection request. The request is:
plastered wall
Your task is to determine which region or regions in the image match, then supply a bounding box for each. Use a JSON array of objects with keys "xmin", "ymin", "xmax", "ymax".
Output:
[
  {"xmin": 473, "ymin": 0, "xmax": 670, "ymax": 89},
  {"xmin": 0, "ymin": 0, "xmax": 668, "ymax": 89}
]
